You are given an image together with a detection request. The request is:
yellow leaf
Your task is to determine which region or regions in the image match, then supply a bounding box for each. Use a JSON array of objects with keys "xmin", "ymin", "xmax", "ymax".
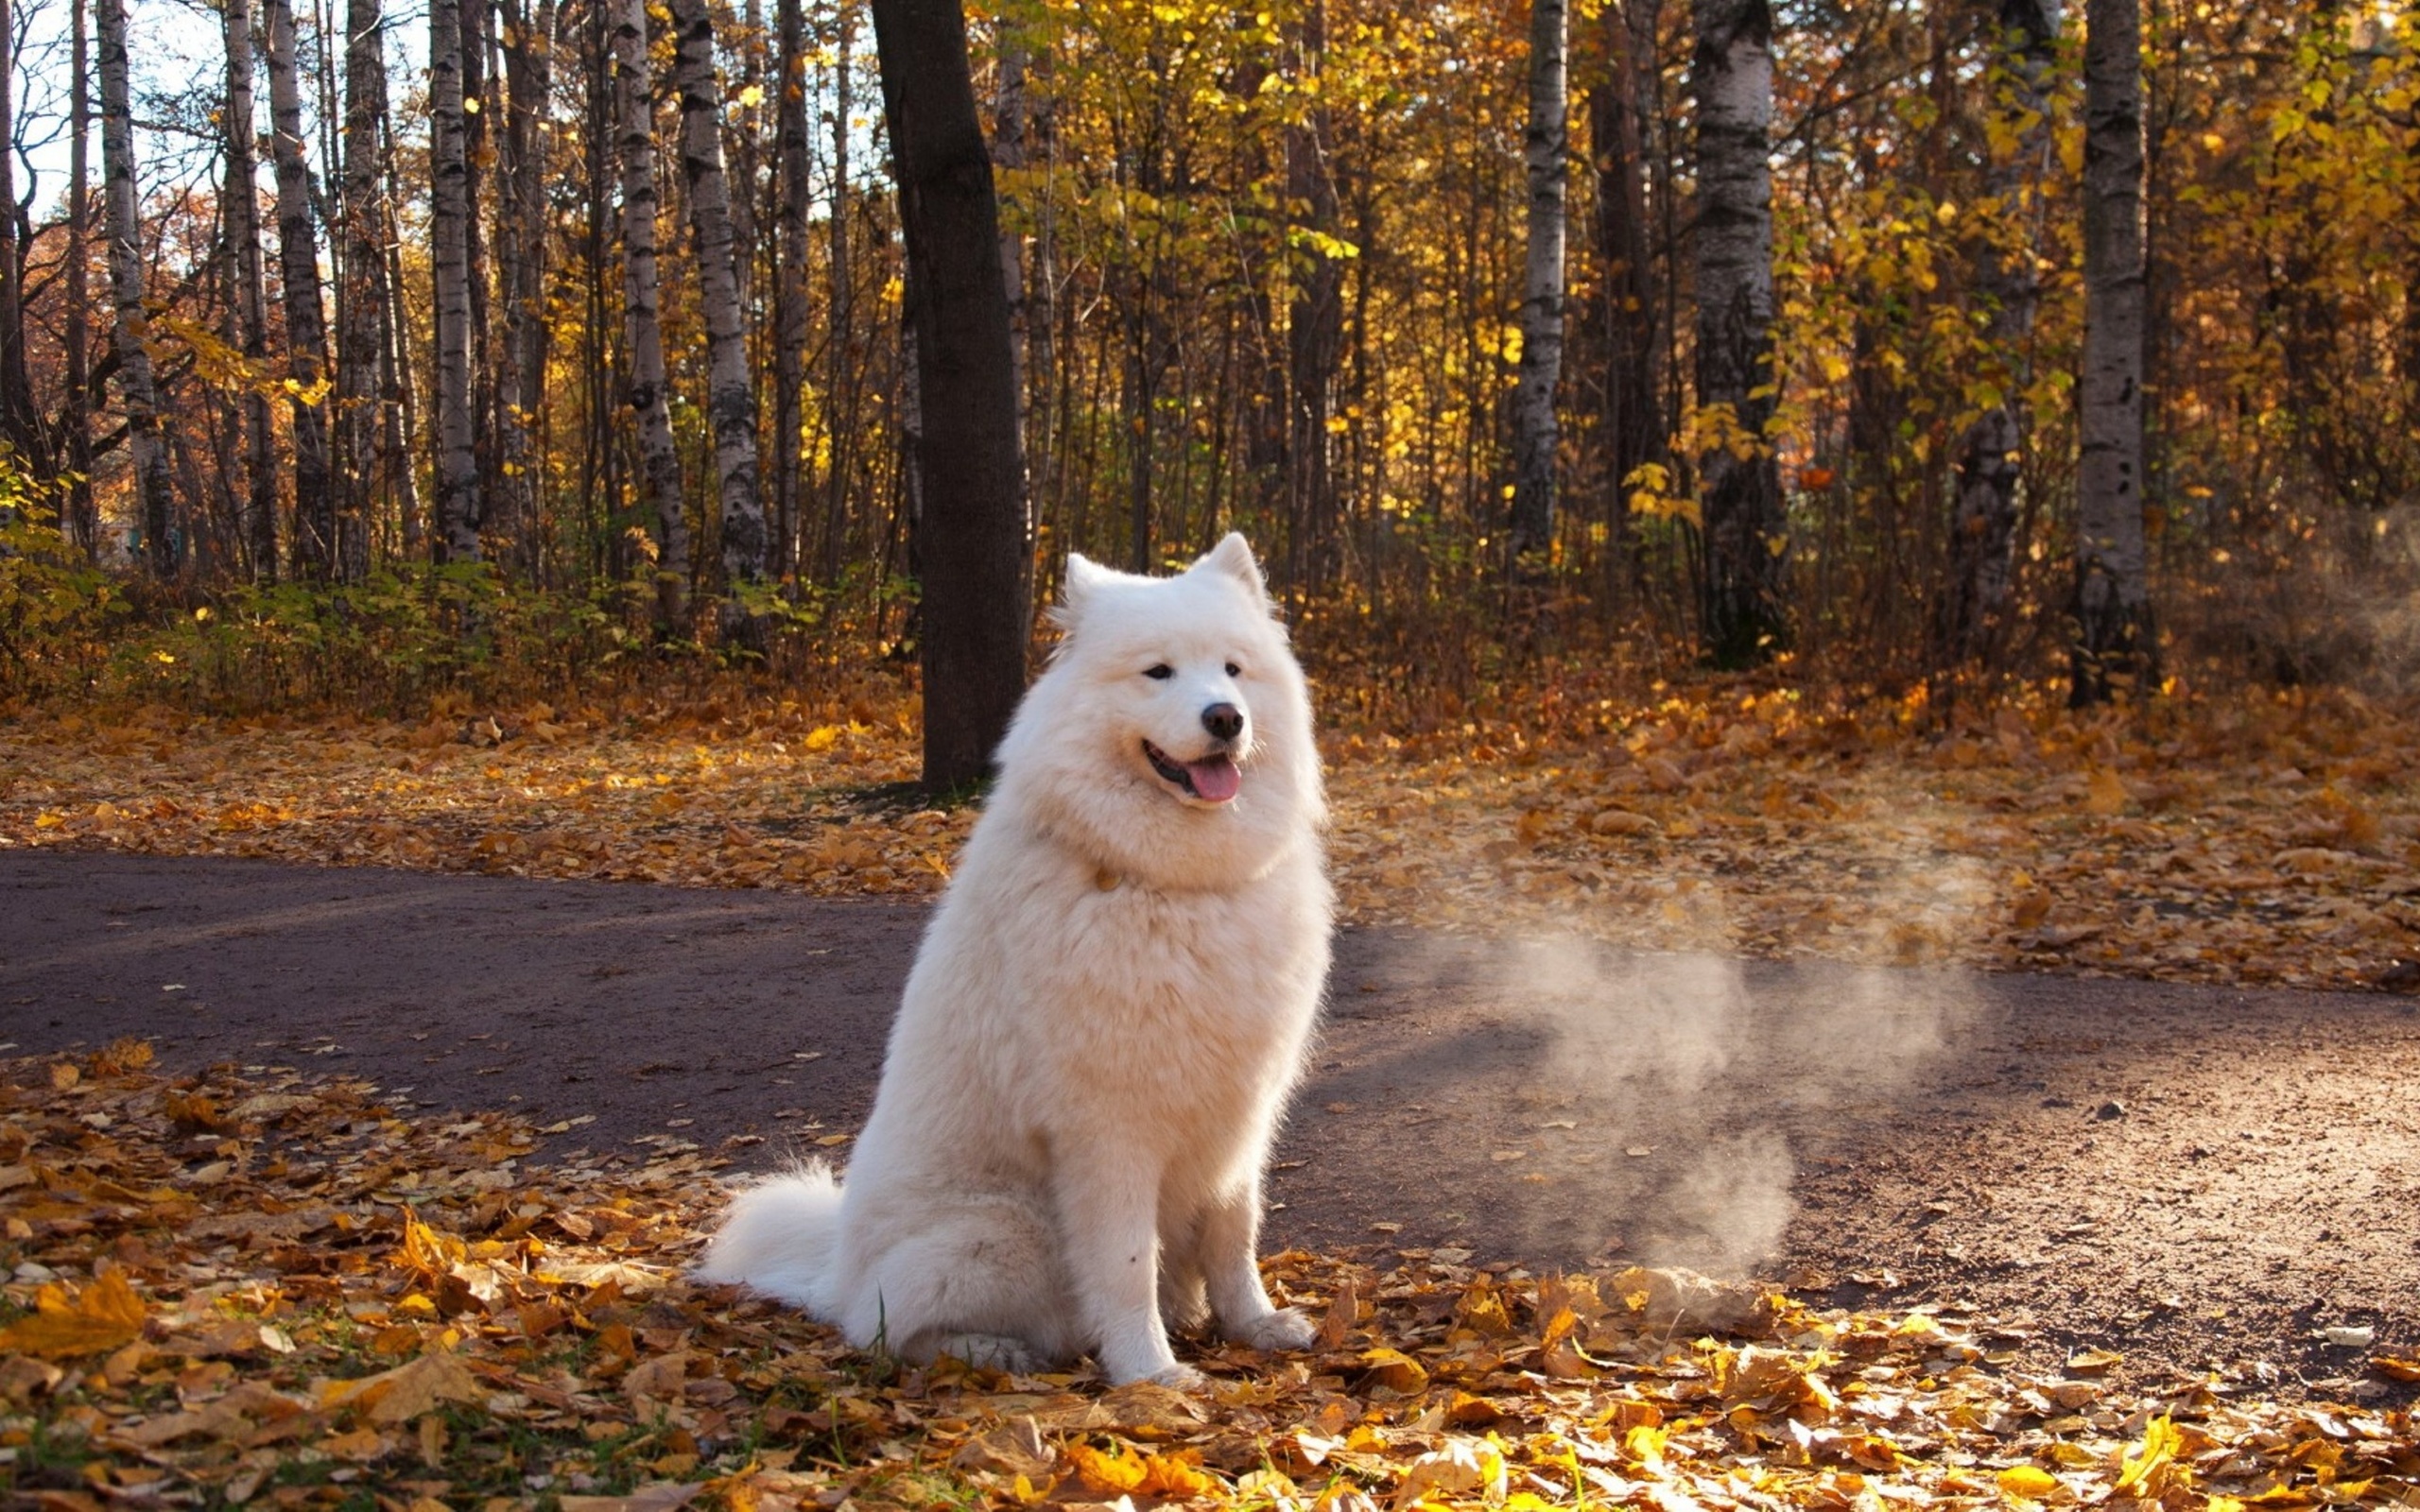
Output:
[
  {"xmin": 1358, "ymin": 1345, "xmax": 1429, "ymax": 1393},
  {"xmin": 803, "ymin": 725, "xmax": 842, "ymax": 752},
  {"xmin": 0, "ymin": 1271, "xmax": 146, "ymax": 1358},
  {"xmin": 1996, "ymin": 1465, "xmax": 2064, "ymax": 1501},
  {"xmin": 2116, "ymin": 1413, "xmax": 2184, "ymax": 1495}
]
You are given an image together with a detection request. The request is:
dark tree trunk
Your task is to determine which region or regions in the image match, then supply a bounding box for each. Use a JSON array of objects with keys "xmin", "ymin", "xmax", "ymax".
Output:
[
  {"xmin": 1939, "ymin": 0, "xmax": 2059, "ymax": 674},
  {"xmin": 1285, "ymin": 0, "xmax": 1345, "ymax": 587},
  {"xmin": 266, "ymin": 0, "xmax": 336, "ymax": 576},
  {"xmin": 494, "ymin": 0, "xmax": 553, "ymax": 581},
  {"xmin": 223, "ymin": 0, "xmax": 280, "ymax": 579},
  {"xmin": 1588, "ymin": 0, "xmax": 1660, "ymax": 599},
  {"xmin": 868, "ymin": 0, "xmax": 1031, "ymax": 791},
  {"xmin": 771, "ymin": 0, "xmax": 810, "ymax": 585}
]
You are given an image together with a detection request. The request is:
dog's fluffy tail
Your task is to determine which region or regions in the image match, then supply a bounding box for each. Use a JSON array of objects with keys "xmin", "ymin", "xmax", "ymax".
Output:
[{"xmin": 693, "ymin": 1163, "xmax": 842, "ymax": 1312}]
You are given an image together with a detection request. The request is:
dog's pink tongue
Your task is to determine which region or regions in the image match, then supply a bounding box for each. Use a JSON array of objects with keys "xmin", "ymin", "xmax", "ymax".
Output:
[{"xmin": 1188, "ymin": 756, "xmax": 1241, "ymax": 802}]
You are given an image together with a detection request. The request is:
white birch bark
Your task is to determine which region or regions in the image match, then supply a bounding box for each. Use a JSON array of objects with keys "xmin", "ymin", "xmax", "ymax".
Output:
[
  {"xmin": 337, "ymin": 0, "xmax": 390, "ymax": 576},
  {"xmin": 2074, "ymin": 0, "xmax": 2154, "ymax": 701},
  {"xmin": 666, "ymin": 0, "xmax": 768, "ymax": 623},
  {"xmin": 1508, "ymin": 0, "xmax": 1568, "ymax": 568},
  {"xmin": 96, "ymin": 0, "xmax": 179, "ymax": 576},
  {"xmin": 1691, "ymin": 0, "xmax": 1789, "ymax": 663},
  {"xmin": 613, "ymin": 0, "xmax": 690, "ymax": 632},
  {"xmin": 430, "ymin": 0, "xmax": 483, "ymax": 563}
]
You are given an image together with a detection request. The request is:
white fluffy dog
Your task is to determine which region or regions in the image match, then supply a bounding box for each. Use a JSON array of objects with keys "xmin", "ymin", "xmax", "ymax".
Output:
[{"xmin": 698, "ymin": 534, "xmax": 1331, "ymax": 1386}]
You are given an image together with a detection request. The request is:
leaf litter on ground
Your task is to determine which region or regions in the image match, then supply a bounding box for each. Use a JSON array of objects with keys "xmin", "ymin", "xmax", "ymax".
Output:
[
  {"xmin": 2, "ymin": 674, "xmax": 2416, "ymax": 991},
  {"xmin": 3, "ymin": 1041, "xmax": 2415, "ymax": 1510}
]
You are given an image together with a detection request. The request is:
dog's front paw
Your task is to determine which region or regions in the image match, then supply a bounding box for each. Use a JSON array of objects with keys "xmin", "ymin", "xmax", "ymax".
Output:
[
  {"xmin": 1141, "ymin": 1362, "xmax": 1212, "ymax": 1392},
  {"xmin": 1228, "ymin": 1307, "xmax": 1316, "ymax": 1352}
]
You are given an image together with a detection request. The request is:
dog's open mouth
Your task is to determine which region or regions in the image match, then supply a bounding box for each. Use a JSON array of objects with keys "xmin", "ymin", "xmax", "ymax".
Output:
[{"xmin": 1143, "ymin": 740, "xmax": 1241, "ymax": 803}]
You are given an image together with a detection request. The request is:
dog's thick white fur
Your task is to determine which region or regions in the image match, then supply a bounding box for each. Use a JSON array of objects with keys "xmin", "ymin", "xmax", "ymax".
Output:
[{"xmin": 697, "ymin": 535, "xmax": 1331, "ymax": 1386}]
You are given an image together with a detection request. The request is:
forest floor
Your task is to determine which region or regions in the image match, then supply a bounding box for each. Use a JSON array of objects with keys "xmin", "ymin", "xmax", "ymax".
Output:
[{"xmin": 1, "ymin": 676, "xmax": 2416, "ymax": 1509}]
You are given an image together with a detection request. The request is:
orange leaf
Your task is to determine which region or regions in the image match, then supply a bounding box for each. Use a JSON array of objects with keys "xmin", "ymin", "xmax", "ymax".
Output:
[{"xmin": 0, "ymin": 1271, "xmax": 146, "ymax": 1358}]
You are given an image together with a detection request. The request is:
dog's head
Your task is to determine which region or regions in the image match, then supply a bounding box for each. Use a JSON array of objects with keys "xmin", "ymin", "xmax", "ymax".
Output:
[{"xmin": 999, "ymin": 534, "xmax": 1322, "ymax": 887}]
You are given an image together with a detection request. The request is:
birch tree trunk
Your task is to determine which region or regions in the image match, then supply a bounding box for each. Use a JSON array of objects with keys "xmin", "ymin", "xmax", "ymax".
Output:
[
  {"xmin": 265, "ymin": 0, "xmax": 336, "ymax": 576},
  {"xmin": 430, "ymin": 0, "xmax": 483, "ymax": 563},
  {"xmin": 97, "ymin": 0, "xmax": 179, "ymax": 576},
  {"xmin": 666, "ymin": 0, "xmax": 769, "ymax": 630},
  {"xmin": 0, "ymin": 0, "xmax": 39, "ymax": 466},
  {"xmin": 1507, "ymin": 0, "xmax": 1568, "ymax": 570},
  {"xmin": 222, "ymin": 0, "xmax": 279, "ymax": 578},
  {"xmin": 1940, "ymin": 0, "xmax": 2059, "ymax": 672},
  {"xmin": 2072, "ymin": 0, "xmax": 2154, "ymax": 703},
  {"xmin": 65, "ymin": 0, "xmax": 95, "ymax": 556},
  {"xmin": 1691, "ymin": 0, "xmax": 1789, "ymax": 665},
  {"xmin": 613, "ymin": 0, "xmax": 690, "ymax": 634},
  {"xmin": 337, "ymin": 0, "xmax": 391, "ymax": 576},
  {"xmin": 868, "ymin": 0, "xmax": 1031, "ymax": 790}
]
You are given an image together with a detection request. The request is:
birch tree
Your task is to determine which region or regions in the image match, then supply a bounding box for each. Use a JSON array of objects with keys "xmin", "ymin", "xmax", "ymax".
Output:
[
  {"xmin": 430, "ymin": 0, "xmax": 482, "ymax": 563},
  {"xmin": 97, "ymin": 0, "xmax": 178, "ymax": 576},
  {"xmin": 1507, "ymin": 0, "xmax": 1568, "ymax": 570},
  {"xmin": 0, "ymin": 0, "xmax": 36, "ymax": 465},
  {"xmin": 1691, "ymin": 0, "xmax": 1788, "ymax": 665},
  {"xmin": 337, "ymin": 0, "xmax": 391, "ymax": 574},
  {"xmin": 666, "ymin": 0, "xmax": 768, "ymax": 627},
  {"xmin": 64, "ymin": 0, "xmax": 95, "ymax": 556},
  {"xmin": 2072, "ymin": 0, "xmax": 2154, "ymax": 703},
  {"xmin": 265, "ymin": 0, "xmax": 336, "ymax": 575},
  {"xmin": 868, "ymin": 0, "xmax": 1030, "ymax": 789},
  {"xmin": 1940, "ymin": 0, "xmax": 2059, "ymax": 671},
  {"xmin": 222, "ymin": 0, "xmax": 278, "ymax": 577},
  {"xmin": 614, "ymin": 0, "xmax": 689, "ymax": 633}
]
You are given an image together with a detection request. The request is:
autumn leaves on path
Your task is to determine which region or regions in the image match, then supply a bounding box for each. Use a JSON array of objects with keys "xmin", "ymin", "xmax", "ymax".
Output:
[{"xmin": 2, "ymin": 1046, "xmax": 2414, "ymax": 1510}]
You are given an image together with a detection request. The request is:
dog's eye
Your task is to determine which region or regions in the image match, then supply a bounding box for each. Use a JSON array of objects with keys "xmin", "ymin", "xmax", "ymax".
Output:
[
  {"xmin": 1144, "ymin": 664, "xmax": 1173, "ymax": 680},
  {"xmin": 1224, "ymin": 662, "xmax": 1240, "ymax": 678}
]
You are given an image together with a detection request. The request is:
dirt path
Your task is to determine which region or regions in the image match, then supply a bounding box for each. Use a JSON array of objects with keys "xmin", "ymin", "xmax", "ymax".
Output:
[{"xmin": 4, "ymin": 850, "xmax": 2413, "ymax": 1400}]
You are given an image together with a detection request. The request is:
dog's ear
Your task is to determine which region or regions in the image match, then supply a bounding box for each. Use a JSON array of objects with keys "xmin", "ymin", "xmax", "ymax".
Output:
[
  {"xmin": 1053, "ymin": 553, "xmax": 1110, "ymax": 632},
  {"xmin": 1190, "ymin": 533, "xmax": 1269, "ymax": 607}
]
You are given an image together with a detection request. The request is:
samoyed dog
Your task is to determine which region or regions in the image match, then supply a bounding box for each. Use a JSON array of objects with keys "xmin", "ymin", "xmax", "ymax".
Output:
[{"xmin": 698, "ymin": 534, "xmax": 1330, "ymax": 1387}]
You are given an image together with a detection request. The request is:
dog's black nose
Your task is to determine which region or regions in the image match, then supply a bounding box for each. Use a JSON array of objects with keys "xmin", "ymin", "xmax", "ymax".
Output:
[{"xmin": 1201, "ymin": 702, "xmax": 1244, "ymax": 742}]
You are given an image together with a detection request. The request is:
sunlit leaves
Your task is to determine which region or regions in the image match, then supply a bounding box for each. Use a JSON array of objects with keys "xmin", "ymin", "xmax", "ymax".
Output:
[{"xmin": 0, "ymin": 1271, "xmax": 147, "ymax": 1358}]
